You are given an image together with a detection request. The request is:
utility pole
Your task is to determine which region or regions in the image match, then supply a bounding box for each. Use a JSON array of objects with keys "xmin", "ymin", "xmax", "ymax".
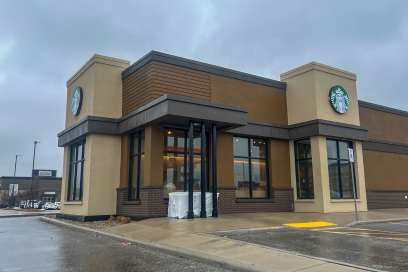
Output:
[
  {"xmin": 30, "ymin": 141, "xmax": 40, "ymax": 206},
  {"xmin": 14, "ymin": 154, "xmax": 21, "ymax": 176}
]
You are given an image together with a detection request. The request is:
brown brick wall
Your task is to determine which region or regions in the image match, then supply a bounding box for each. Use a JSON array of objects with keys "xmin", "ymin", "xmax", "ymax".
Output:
[
  {"xmin": 117, "ymin": 188, "xmax": 168, "ymax": 218},
  {"xmin": 117, "ymin": 188, "xmax": 293, "ymax": 218},
  {"xmin": 367, "ymin": 191, "xmax": 408, "ymax": 209},
  {"xmin": 218, "ymin": 188, "xmax": 294, "ymax": 213}
]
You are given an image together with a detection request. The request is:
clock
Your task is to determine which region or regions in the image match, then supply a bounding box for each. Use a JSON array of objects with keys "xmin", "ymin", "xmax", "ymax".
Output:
[
  {"xmin": 329, "ymin": 85, "xmax": 349, "ymax": 114},
  {"xmin": 71, "ymin": 86, "xmax": 83, "ymax": 116}
]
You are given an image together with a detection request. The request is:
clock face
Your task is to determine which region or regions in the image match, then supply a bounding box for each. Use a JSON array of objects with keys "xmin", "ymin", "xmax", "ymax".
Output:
[
  {"xmin": 71, "ymin": 87, "xmax": 83, "ymax": 116},
  {"xmin": 329, "ymin": 85, "xmax": 349, "ymax": 114}
]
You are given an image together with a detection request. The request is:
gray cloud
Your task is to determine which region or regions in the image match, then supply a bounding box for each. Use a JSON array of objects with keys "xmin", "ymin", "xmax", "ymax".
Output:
[{"xmin": 0, "ymin": 0, "xmax": 407, "ymax": 176}]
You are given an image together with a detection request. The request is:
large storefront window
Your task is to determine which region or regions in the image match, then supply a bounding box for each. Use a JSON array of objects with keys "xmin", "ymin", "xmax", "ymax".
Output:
[
  {"xmin": 294, "ymin": 139, "xmax": 314, "ymax": 199},
  {"xmin": 128, "ymin": 131, "xmax": 144, "ymax": 200},
  {"xmin": 67, "ymin": 140, "xmax": 85, "ymax": 201},
  {"xmin": 233, "ymin": 137, "xmax": 269, "ymax": 199},
  {"xmin": 163, "ymin": 129, "xmax": 203, "ymax": 196},
  {"xmin": 327, "ymin": 139, "xmax": 356, "ymax": 199}
]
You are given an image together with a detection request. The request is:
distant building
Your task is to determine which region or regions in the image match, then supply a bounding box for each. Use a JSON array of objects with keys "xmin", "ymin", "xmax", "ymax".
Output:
[{"xmin": 0, "ymin": 169, "xmax": 62, "ymax": 206}]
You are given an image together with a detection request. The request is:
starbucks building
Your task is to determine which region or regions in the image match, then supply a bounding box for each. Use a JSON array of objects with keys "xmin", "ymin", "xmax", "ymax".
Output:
[{"xmin": 58, "ymin": 51, "xmax": 408, "ymax": 221}]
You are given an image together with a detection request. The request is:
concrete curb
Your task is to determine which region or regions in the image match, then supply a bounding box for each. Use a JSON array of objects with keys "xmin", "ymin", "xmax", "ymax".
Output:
[
  {"xmin": 347, "ymin": 217, "xmax": 408, "ymax": 227},
  {"xmin": 0, "ymin": 213, "xmax": 59, "ymax": 219},
  {"xmin": 39, "ymin": 216, "xmax": 257, "ymax": 272}
]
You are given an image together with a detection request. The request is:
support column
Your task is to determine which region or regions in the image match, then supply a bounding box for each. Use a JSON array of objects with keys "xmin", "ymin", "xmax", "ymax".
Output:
[
  {"xmin": 211, "ymin": 124, "xmax": 218, "ymax": 217},
  {"xmin": 187, "ymin": 122, "xmax": 194, "ymax": 219},
  {"xmin": 200, "ymin": 123, "xmax": 207, "ymax": 218}
]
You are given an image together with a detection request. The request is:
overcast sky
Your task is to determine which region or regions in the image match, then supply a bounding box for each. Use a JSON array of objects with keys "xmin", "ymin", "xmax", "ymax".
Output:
[{"xmin": 0, "ymin": 0, "xmax": 407, "ymax": 177}]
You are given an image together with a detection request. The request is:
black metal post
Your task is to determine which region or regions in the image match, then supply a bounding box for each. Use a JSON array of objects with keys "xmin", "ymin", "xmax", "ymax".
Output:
[
  {"xmin": 187, "ymin": 122, "xmax": 194, "ymax": 219},
  {"xmin": 211, "ymin": 124, "xmax": 218, "ymax": 217},
  {"xmin": 200, "ymin": 123, "xmax": 207, "ymax": 218}
]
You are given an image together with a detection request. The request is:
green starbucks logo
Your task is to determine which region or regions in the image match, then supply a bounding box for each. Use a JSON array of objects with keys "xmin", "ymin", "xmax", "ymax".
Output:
[{"xmin": 329, "ymin": 85, "xmax": 349, "ymax": 114}]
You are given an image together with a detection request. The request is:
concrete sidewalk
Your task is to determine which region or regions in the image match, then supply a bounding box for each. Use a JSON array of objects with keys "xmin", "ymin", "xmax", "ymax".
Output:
[{"xmin": 72, "ymin": 209, "xmax": 406, "ymax": 271}]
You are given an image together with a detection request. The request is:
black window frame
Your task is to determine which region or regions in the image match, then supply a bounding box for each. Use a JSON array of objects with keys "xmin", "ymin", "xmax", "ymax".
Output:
[
  {"xmin": 233, "ymin": 136, "xmax": 271, "ymax": 199},
  {"xmin": 294, "ymin": 139, "xmax": 314, "ymax": 199},
  {"xmin": 67, "ymin": 139, "xmax": 85, "ymax": 202},
  {"xmin": 128, "ymin": 131, "xmax": 144, "ymax": 200},
  {"xmin": 326, "ymin": 138, "xmax": 357, "ymax": 199}
]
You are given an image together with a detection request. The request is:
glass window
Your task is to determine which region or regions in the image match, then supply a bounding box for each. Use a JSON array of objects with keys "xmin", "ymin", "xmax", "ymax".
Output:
[
  {"xmin": 67, "ymin": 140, "xmax": 85, "ymax": 201},
  {"xmin": 128, "ymin": 131, "xmax": 144, "ymax": 200},
  {"xmin": 233, "ymin": 137, "xmax": 249, "ymax": 157},
  {"xmin": 233, "ymin": 137, "xmax": 269, "ymax": 199},
  {"xmin": 163, "ymin": 129, "xmax": 206, "ymax": 196},
  {"xmin": 326, "ymin": 139, "xmax": 356, "ymax": 199},
  {"xmin": 295, "ymin": 139, "xmax": 314, "ymax": 199},
  {"xmin": 250, "ymin": 139, "xmax": 266, "ymax": 158},
  {"xmin": 234, "ymin": 158, "xmax": 250, "ymax": 198}
]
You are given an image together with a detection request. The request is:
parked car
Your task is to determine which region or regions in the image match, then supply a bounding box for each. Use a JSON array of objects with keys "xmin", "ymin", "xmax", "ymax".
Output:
[
  {"xmin": 44, "ymin": 202, "xmax": 57, "ymax": 210},
  {"xmin": 55, "ymin": 202, "xmax": 61, "ymax": 210}
]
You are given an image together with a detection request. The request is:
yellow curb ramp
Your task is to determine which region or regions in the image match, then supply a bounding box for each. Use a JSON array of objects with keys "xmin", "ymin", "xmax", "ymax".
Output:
[{"xmin": 284, "ymin": 221, "xmax": 337, "ymax": 228}]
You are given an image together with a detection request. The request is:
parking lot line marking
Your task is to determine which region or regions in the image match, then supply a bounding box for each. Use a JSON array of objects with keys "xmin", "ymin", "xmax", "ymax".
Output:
[
  {"xmin": 315, "ymin": 227, "xmax": 408, "ymax": 242},
  {"xmin": 389, "ymin": 221, "xmax": 408, "ymax": 226},
  {"xmin": 284, "ymin": 221, "xmax": 337, "ymax": 228}
]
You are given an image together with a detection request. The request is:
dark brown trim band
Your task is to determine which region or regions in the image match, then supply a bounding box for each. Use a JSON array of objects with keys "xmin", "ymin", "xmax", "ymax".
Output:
[
  {"xmin": 122, "ymin": 51, "xmax": 287, "ymax": 90},
  {"xmin": 58, "ymin": 116, "xmax": 120, "ymax": 146},
  {"xmin": 227, "ymin": 119, "xmax": 368, "ymax": 141},
  {"xmin": 363, "ymin": 139, "xmax": 408, "ymax": 155},
  {"xmin": 289, "ymin": 119, "xmax": 368, "ymax": 141},
  {"xmin": 228, "ymin": 122, "xmax": 289, "ymax": 139},
  {"xmin": 359, "ymin": 100, "xmax": 408, "ymax": 118}
]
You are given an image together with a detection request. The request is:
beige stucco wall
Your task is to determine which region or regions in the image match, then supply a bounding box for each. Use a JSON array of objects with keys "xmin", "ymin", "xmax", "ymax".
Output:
[
  {"xmin": 61, "ymin": 54, "xmax": 129, "ymax": 217},
  {"xmin": 61, "ymin": 135, "xmax": 122, "ymax": 216},
  {"xmin": 283, "ymin": 62, "xmax": 367, "ymax": 213},
  {"xmin": 87, "ymin": 135, "xmax": 122, "ymax": 215},
  {"xmin": 281, "ymin": 62, "xmax": 360, "ymax": 126},
  {"xmin": 65, "ymin": 55, "xmax": 129, "ymax": 128},
  {"xmin": 290, "ymin": 137, "xmax": 367, "ymax": 213}
]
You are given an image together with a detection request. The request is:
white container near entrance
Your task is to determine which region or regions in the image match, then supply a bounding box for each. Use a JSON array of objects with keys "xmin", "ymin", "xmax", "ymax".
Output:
[{"xmin": 168, "ymin": 192, "xmax": 218, "ymax": 219}]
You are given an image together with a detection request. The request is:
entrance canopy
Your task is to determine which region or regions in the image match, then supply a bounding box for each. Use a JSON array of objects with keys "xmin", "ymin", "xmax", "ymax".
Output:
[{"xmin": 58, "ymin": 95, "xmax": 248, "ymax": 146}]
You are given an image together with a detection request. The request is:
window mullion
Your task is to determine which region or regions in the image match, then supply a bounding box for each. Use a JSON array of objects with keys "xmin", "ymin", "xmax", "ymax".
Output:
[
  {"xmin": 248, "ymin": 139, "xmax": 253, "ymax": 199},
  {"xmin": 79, "ymin": 142, "xmax": 84, "ymax": 200},
  {"xmin": 73, "ymin": 144, "xmax": 78, "ymax": 201},
  {"xmin": 336, "ymin": 141, "xmax": 343, "ymax": 199},
  {"xmin": 128, "ymin": 136, "xmax": 134, "ymax": 200},
  {"xmin": 136, "ymin": 133, "xmax": 142, "ymax": 200}
]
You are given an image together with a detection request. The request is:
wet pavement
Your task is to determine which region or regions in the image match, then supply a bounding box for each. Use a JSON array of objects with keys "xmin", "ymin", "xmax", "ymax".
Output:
[
  {"xmin": 219, "ymin": 220, "xmax": 408, "ymax": 272},
  {"xmin": 0, "ymin": 217, "xmax": 232, "ymax": 272},
  {"xmin": 353, "ymin": 220, "xmax": 408, "ymax": 234}
]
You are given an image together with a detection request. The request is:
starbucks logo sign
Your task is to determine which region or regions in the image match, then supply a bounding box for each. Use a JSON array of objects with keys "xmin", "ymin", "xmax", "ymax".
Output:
[{"xmin": 329, "ymin": 85, "xmax": 349, "ymax": 114}]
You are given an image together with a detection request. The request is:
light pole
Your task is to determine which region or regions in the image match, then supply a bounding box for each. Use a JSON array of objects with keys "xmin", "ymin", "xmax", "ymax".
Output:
[
  {"xmin": 14, "ymin": 154, "xmax": 21, "ymax": 176},
  {"xmin": 30, "ymin": 141, "xmax": 40, "ymax": 206}
]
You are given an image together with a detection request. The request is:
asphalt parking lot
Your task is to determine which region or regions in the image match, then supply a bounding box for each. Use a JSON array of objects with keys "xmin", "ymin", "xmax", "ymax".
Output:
[
  {"xmin": 0, "ymin": 217, "xmax": 233, "ymax": 272},
  {"xmin": 219, "ymin": 220, "xmax": 408, "ymax": 272}
]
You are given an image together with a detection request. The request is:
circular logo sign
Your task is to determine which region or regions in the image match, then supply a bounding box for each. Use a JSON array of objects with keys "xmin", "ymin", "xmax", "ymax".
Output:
[
  {"xmin": 329, "ymin": 85, "xmax": 349, "ymax": 114},
  {"xmin": 71, "ymin": 87, "xmax": 83, "ymax": 116}
]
